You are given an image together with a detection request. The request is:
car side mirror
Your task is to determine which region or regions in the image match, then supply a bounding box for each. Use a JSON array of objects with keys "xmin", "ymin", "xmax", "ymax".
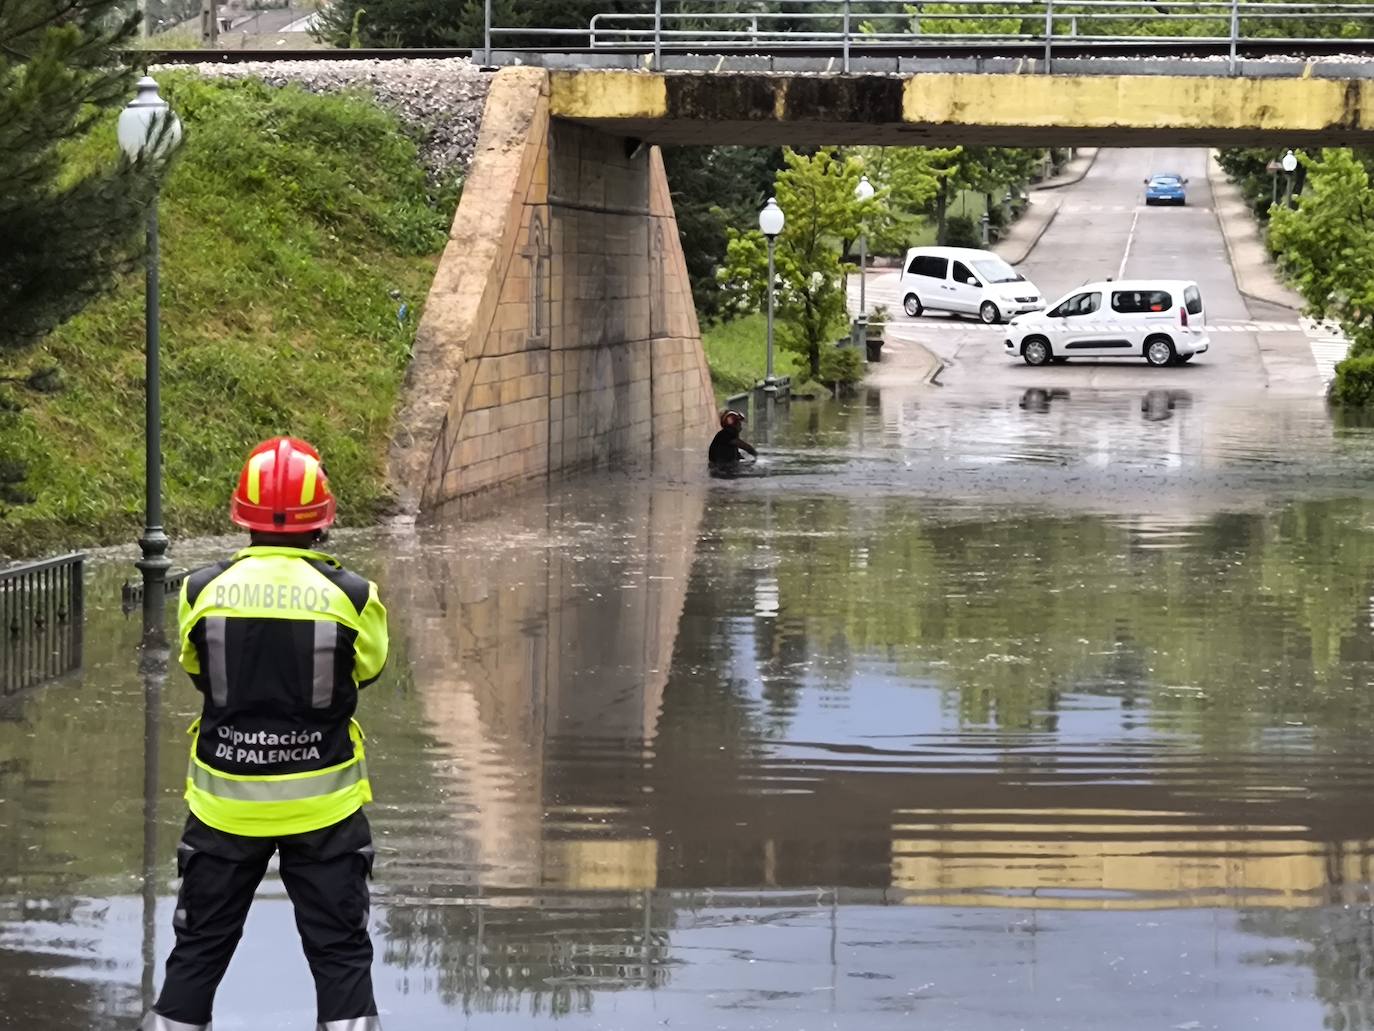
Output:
[
  {"xmin": 966, "ymin": 277, "xmax": 978, "ymax": 286},
  {"xmin": 1143, "ymin": 179, "xmax": 1149, "ymax": 185},
  {"xmin": 1184, "ymin": 178, "xmax": 1190, "ymax": 185}
]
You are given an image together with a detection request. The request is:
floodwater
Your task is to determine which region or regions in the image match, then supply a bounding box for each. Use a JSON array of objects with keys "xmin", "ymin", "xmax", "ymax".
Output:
[{"xmin": 9, "ymin": 388, "xmax": 1374, "ymax": 1030}]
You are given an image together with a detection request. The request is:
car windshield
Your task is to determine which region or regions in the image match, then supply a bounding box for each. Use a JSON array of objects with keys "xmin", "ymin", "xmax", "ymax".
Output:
[{"xmin": 970, "ymin": 257, "xmax": 1023, "ymax": 284}]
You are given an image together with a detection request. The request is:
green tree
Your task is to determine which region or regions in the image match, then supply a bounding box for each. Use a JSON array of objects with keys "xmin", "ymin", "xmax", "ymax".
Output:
[
  {"xmin": 959, "ymin": 146, "xmax": 1040, "ymax": 198},
  {"xmin": 919, "ymin": 146, "xmax": 965, "ymax": 245},
  {"xmin": 144, "ymin": 0, "xmax": 199, "ymax": 31},
  {"xmin": 1269, "ymin": 149, "xmax": 1374, "ymax": 359},
  {"xmin": 315, "ymin": 0, "xmax": 612, "ymax": 48},
  {"xmin": 720, "ymin": 148, "xmax": 862, "ymax": 380},
  {"xmin": 1217, "ymin": 146, "xmax": 1310, "ymax": 220},
  {"xmin": 663, "ymin": 146, "xmax": 784, "ymax": 325},
  {"xmin": 848, "ymin": 145, "xmax": 946, "ymax": 255},
  {"xmin": 901, "ymin": 2, "xmax": 1030, "ymax": 36},
  {"xmin": 0, "ymin": 0, "xmax": 163, "ymax": 352}
]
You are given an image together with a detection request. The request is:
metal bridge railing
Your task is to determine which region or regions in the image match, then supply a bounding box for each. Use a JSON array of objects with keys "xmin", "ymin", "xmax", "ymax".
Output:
[
  {"xmin": 482, "ymin": 0, "xmax": 1374, "ymax": 74},
  {"xmin": 1, "ymin": 552, "xmax": 84, "ymax": 696}
]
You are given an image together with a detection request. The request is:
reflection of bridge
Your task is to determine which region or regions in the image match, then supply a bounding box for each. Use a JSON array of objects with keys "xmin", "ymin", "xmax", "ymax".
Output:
[
  {"xmin": 379, "ymin": 479, "xmax": 1374, "ymax": 915},
  {"xmin": 891, "ymin": 810, "xmax": 1374, "ymax": 910}
]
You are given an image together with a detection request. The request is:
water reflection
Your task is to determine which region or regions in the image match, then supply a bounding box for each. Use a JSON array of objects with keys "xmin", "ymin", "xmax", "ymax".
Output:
[
  {"xmin": 1019, "ymin": 387, "xmax": 1070, "ymax": 413},
  {"xmin": 7, "ymin": 392, "xmax": 1374, "ymax": 1028},
  {"xmin": 1140, "ymin": 388, "xmax": 1191, "ymax": 422}
]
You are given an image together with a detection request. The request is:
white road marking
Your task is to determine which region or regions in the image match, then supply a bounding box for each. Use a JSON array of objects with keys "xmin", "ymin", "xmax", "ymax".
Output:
[
  {"xmin": 1116, "ymin": 209, "xmax": 1141, "ymax": 281},
  {"xmin": 1300, "ymin": 315, "xmax": 1352, "ymax": 388},
  {"xmin": 1061, "ymin": 204, "xmax": 1211, "ymax": 214}
]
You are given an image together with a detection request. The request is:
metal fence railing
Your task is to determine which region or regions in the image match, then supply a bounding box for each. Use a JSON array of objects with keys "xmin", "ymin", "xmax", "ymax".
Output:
[
  {"xmin": 1, "ymin": 552, "xmax": 85, "ymax": 696},
  {"xmin": 482, "ymin": 0, "xmax": 1374, "ymax": 73},
  {"xmin": 724, "ymin": 374, "xmax": 794, "ymax": 424}
]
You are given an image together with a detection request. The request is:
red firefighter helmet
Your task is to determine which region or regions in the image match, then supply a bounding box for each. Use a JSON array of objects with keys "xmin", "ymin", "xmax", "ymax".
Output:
[
  {"xmin": 720, "ymin": 409, "xmax": 746, "ymax": 428},
  {"xmin": 229, "ymin": 436, "xmax": 336, "ymax": 533}
]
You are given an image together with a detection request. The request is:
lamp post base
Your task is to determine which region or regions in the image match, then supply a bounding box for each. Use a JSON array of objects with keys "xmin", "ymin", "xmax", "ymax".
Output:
[{"xmin": 136, "ymin": 529, "xmax": 172, "ymax": 642}]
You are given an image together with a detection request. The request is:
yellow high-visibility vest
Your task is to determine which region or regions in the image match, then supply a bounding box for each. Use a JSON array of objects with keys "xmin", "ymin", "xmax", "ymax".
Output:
[
  {"xmin": 177, "ymin": 545, "xmax": 388, "ymax": 837},
  {"xmin": 184, "ymin": 718, "xmax": 373, "ymax": 837}
]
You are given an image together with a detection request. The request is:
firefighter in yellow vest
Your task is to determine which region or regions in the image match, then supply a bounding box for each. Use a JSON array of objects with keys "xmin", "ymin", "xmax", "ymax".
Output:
[{"xmin": 142, "ymin": 437, "xmax": 388, "ymax": 1031}]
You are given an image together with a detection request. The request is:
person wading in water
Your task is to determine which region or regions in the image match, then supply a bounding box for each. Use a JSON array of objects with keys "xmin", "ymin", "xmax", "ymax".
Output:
[{"xmin": 709, "ymin": 409, "xmax": 758, "ymax": 471}]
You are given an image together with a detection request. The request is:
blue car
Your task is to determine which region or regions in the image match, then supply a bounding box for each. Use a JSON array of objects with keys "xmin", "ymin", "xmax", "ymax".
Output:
[{"xmin": 1144, "ymin": 173, "xmax": 1188, "ymax": 205}]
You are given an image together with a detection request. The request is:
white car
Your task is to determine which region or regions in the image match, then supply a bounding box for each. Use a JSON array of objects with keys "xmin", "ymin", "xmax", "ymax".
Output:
[
  {"xmin": 1003, "ymin": 279, "xmax": 1210, "ymax": 367},
  {"xmin": 898, "ymin": 246, "xmax": 1044, "ymax": 325}
]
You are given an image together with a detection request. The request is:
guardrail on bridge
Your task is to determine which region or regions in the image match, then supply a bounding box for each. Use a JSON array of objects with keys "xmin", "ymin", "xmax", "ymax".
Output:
[
  {"xmin": 482, "ymin": 0, "xmax": 1374, "ymax": 73},
  {"xmin": 1, "ymin": 552, "xmax": 84, "ymax": 696}
]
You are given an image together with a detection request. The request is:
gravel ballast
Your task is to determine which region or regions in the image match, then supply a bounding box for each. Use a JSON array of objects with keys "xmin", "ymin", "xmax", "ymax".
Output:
[{"xmin": 163, "ymin": 58, "xmax": 494, "ymax": 183}]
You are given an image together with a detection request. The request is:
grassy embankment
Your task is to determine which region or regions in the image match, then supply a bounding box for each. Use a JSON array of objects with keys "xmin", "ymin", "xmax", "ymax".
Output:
[
  {"xmin": 0, "ymin": 74, "xmax": 454, "ymax": 559},
  {"xmin": 701, "ymin": 314, "xmax": 805, "ymax": 401}
]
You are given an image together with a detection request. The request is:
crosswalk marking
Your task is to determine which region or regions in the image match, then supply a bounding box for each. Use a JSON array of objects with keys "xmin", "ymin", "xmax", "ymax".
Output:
[
  {"xmin": 1061, "ymin": 204, "xmax": 1212, "ymax": 214},
  {"xmin": 1299, "ymin": 316, "xmax": 1351, "ymax": 388}
]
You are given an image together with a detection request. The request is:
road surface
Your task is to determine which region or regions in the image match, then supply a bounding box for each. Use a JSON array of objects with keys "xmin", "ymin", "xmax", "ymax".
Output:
[{"xmin": 856, "ymin": 147, "xmax": 1330, "ymax": 397}]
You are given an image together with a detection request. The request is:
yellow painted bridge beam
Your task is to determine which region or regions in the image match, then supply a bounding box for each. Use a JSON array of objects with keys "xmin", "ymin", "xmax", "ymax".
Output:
[{"xmin": 550, "ymin": 69, "xmax": 1374, "ymax": 146}]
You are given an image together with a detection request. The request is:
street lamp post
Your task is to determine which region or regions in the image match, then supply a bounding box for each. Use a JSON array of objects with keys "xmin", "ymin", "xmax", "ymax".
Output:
[
  {"xmin": 118, "ymin": 76, "xmax": 181, "ymax": 640},
  {"xmin": 853, "ymin": 175, "xmax": 875, "ymax": 321},
  {"xmin": 758, "ymin": 197, "xmax": 785, "ymax": 394},
  {"xmin": 1281, "ymin": 149, "xmax": 1298, "ymax": 209}
]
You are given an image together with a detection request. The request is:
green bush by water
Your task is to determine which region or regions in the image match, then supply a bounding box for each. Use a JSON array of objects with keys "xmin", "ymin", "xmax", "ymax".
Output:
[
  {"xmin": 0, "ymin": 74, "xmax": 454, "ymax": 558},
  {"xmin": 1330, "ymin": 354, "xmax": 1374, "ymax": 407},
  {"xmin": 820, "ymin": 345, "xmax": 864, "ymax": 387}
]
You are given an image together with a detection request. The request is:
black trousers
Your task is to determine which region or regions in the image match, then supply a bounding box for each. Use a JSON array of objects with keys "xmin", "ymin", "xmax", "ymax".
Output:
[{"xmin": 148, "ymin": 810, "xmax": 379, "ymax": 1030}]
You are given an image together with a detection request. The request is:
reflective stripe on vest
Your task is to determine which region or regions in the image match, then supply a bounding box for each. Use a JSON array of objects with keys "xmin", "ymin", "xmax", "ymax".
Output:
[
  {"xmin": 141, "ymin": 1013, "xmax": 211, "ymax": 1031},
  {"xmin": 184, "ymin": 719, "xmax": 372, "ymax": 837}
]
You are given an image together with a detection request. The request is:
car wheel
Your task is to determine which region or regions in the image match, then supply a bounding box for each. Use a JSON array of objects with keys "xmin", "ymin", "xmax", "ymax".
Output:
[
  {"xmin": 979, "ymin": 300, "xmax": 1001, "ymax": 325},
  {"xmin": 1145, "ymin": 336, "xmax": 1176, "ymax": 367},
  {"xmin": 903, "ymin": 293, "xmax": 923, "ymax": 318},
  {"xmin": 1022, "ymin": 336, "xmax": 1052, "ymax": 367}
]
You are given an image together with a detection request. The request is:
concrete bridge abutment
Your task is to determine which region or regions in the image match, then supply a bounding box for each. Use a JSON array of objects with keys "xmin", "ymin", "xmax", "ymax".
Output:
[{"xmin": 389, "ymin": 67, "xmax": 714, "ymax": 516}]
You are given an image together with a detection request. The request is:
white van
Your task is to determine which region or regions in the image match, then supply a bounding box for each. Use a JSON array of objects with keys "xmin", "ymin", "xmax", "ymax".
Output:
[
  {"xmin": 1003, "ymin": 279, "xmax": 1209, "ymax": 366},
  {"xmin": 898, "ymin": 246, "xmax": 1044, "ymax": 325}
]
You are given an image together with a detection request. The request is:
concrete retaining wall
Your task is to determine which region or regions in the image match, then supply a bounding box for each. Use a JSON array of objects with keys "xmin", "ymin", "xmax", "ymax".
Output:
[{"xmin": 388, "ymin": 67, "xmax": 714, "ymax": 516}]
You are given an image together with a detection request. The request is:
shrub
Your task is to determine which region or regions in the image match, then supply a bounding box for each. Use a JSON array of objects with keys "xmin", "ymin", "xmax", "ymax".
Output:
[
  {"xmin": 1330, "ymin": 354, "xmax": 1374, "ymax": 406},
  {"xmin": 820, "ymin": 344, "xmax": 864, "ymax": 386},
  {"xmin": 944, "ymin": 214, "xmax": 981, "ymax": 248}
]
